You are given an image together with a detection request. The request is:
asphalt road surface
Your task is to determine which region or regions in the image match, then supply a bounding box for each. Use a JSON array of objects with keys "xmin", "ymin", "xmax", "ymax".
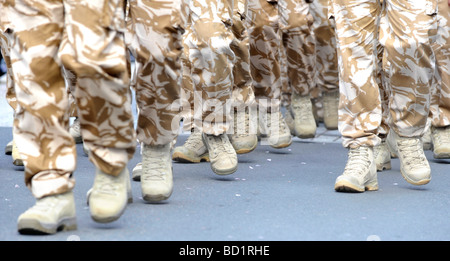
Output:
[{"xmin": 1, "ymin": 123, "xmax": 450, "ymax": 243}]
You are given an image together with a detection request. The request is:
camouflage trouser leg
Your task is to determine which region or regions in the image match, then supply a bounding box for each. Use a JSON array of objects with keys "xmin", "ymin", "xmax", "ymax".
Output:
[
  {"xmin": 230, "ymin": 0, "xmax": 255, "ymax": 109},
  {"xmin": 125, "ymin": 0, "xmax": 186, "ymax": 146},
  {"xmin": 0, "ymin": 3, "xmax": 16, "ymax": 113},
  {"xmin": 310, "ymin": 0, "xmax": 338, "ymax": 93},
  {"xmin": 61, "ymin": 0, "xmax": 136, "ymax": 176},
  {"xmin": 184, "ymin": 0, "xmax": 236, "ymax": 135},
  {"xmin": 0, "ymin": 31, "xmax": 17, "ymax": 112},
  {"xmin": 377, "ymin": 38, "xmax": 390, "ymax": 136},
  {"xmin": 430, "ymin": 0, "xmax": 450, "ymax": 127},
  {"xmin": 181, "ymin": 0, "xmax": 254, "ymax": 133},
  {"xmin": 180, "ymin": 35, "xmax": 195, "ymax": 131},
  {"xmin": 280, "ymin": 42, "xmax": 291, "ymax": 106},
  {"xmin": 7, "ymin": 0, "xmax": 75, "ymax": 198},
  {"xmin": 9, "ymin": 0, "xmax": 136, "ymax": 198},
  {"xmin": 247, "ymin": 0, "xmax": 281, "ymax": 111},
  {"xmin": 0, "ymin": 0, "xmax": 17, "ymax": 112},
  {"xmin": 330, "ymin": 0, "xmax": 437, "ymax": 148},
  {"xmin": 279, "ymin": 0, "xmax": 315, "ymax": 97},
  {"xmin": 380, "ymin": 0, "xmax": 437, "ymax": 138},
  {"xmin": 59, "ymin": 27, "xmax": 78, "ymax": 118}
]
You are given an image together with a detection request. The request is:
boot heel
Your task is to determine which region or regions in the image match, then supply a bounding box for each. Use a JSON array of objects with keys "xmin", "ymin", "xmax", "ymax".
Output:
[{"xmin": 365, "ymin": 178, "xmax": 379, "ymax": 191}]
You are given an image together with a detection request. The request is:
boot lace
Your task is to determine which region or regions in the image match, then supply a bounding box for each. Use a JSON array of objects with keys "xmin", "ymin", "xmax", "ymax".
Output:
[
  {"xmin": 397, "ymin": 138, "xmax": 427, "ymax": 170},
  {"xmin": 292, "ymin": 96, "xmax": 313, "ymax": 122},
  {"xmin": 96, "ymin": 173, "xmax": 120, "ymax": 196},
  {"xmin": 344, "ymin": 147, "xmax": 371, "ymax": 176},
  {"xmin": 142, "ymin": 147, "xmax": 169, "ymax": 181},
  {"xmin": 233, "ymin": 110, "xmax": 250, "ymax": 137},
  {"xmin": 206, "ymin": 134, "xmax": 234, "ymax": 158},
  {"xmin": 433, "ymin": 127, "xmax": 450, "ymax": 145},
  {"xmin": 184, "ymin": 131, "xmax": 204, "ymax": 150},
  {"xmin": 264, "ymin": 112, "xmax": 288, "ymax": 135}
]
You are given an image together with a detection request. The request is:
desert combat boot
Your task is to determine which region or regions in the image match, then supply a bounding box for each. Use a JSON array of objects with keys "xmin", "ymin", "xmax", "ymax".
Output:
[
  {"xmin": 391, "ymin": 131, "xmax": 431, "ymax": 185},
  {"xmin": 141, "ymin": 143, "xmax": 173, "ymax": 202},
  {"xmin": 373, "ymin": 139, "xmax": 391, "ymax": 171},
  {"xmin": 17, "ymin": 191, "xmax": 77, "ymax": 234},
  {"xmin": 290, "ymin": 92, "xmax": 317, "ymax": 138},
  {"xmin": 259, "ymin": 110, "xmax": 292, "ymax": 149},
  {"xmin": 172, "ymin": 131, "xmax": 209, "ymax": 163},
  {"xmin": 229, "ymin": 108, "xmax": 258, "ymax": 154},
  {"xmin": 88, "ymin": 167, "xmax": 131, "ymax": 223},
  {"xmin": 322, "ymin": 90, "xmax": 339, "ymax": 130},
  {"xmin": 202, "ymin": 133, "xmax": 238, "ymax": 175},
  {"xmin": 431, "ymin": 126, "xmax": 450, "ymax": 159},
  {"xmin": 5, "ymin": 140, "xmax": 12, "ymax": 155},
  {"xmin": 334, "ymin": 146, "xmax": 378, "ymax": 192},
  {"xmin": 12, "ymin": 140, "xmax": 23, "ymax": 166}
]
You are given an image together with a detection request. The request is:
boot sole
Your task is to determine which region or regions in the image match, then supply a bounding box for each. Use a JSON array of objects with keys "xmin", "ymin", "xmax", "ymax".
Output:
[
  {"xmin": 231, "ymin": 136, "xmax": 258, "ymax": 154},
  {"xmin": 294, "ymin": 127, "xmax": 317, "ymax": 139},
  {"xmin": 235, "ymin": 148, "xmax": 255, "ymax": 154},
  {"xmin": 13, "ymin": 158, "xmax": 24, "ymax": 166},
  {"xmin": 270, "ymin": 140, "xmax": 292, "ymax": 149},
  {"xmin": 5, "ymin": 145, "xmax": 12, "ymax": 155},
  {"xmin": 234, "ymin": 141, "xmax": 258, "ymax": 154},
  {"xmin": 334, "ymin": 180, "xmax": 379, "ymax": 193},
  {"xmin": 172, "ymin": 152, "xmax": 210, "ymax": 163},
  {"xmin": 91, "ymin": 211, "xmax": 124, "ymax": 223},
  {"xmin": 433, "ymin": 152, "xmax": 450, "ymax": 159},
  {"xmin": 376, "ymin": 161, "xmax": 392, "ymax": 172},
  {"xmin": 143, "ymin": 191, "xmax": 172, "ymax": 203},
  {"xmin": 18, "ymin": 217, "xmax": 77, "ymax": 235},
  {"xmin": 401, "ymin": 171, "xmax": 431, "ymax": 186},
  {"xmin": 90, "ymin": 200, "xmax": 128, "ymax": 223},
  {"xmin": 212, "ymin": 164, "xmax": 238, "ymax": 175},
  {"xmin": 296, "ymin": 133, "xmax": 316, "ymax": 139}
]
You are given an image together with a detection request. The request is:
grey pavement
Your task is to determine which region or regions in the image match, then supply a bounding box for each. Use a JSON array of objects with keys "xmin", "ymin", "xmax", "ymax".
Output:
[
  {"xmin": 2, "ymin": 123, "xmax": 450, "ymax": 242},
  {"xmin": 2, "ymin": 81, "xmax": 450, "ymax": 243}
]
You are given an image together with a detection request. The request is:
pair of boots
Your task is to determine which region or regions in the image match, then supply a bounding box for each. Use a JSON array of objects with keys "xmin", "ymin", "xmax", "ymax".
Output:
[
  {"xmin": 172, "ymin": 108, "xmax": 256, "ymax": 176},
  {"xmin": 335, "ymin": 131, "xmax": 432, "ymax": 192},
  {"xmin": 171, "ymin": 106, "xmax": 293, "ymax": 176},
  {"xmin": 285, "ymin": 90, "xmax": 339, "ymax": 138},
  {"xmin": 17, "ymin": 166, "xmax": 134, "ymax": 234},
  {"xmin": 71, "ymin": 114, "xmax": 173, "ymax": 202},
  {"xmin": 374, "ymin": 126, "xmax": 450, "ymax": 171},
  {"xmin": 18, "ymin": 139, "xmax": 174, "ymax": 235}
]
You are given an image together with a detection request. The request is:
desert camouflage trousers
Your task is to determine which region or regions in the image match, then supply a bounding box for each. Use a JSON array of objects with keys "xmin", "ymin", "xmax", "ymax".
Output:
[
  {"xmin": 125, "ymin": 0, "xmax": 187, "ymax": 145},
  {"xmin": 0, "ymin": 3, "xmax": 17, "ymax": 112},
  {"xmin": 181, "ymin": 0, "xmax": 254, "ymax": 135},
  {"xmin": 330, "ymin": 0, "xmax": 438, "ymax": 148},
  {"xmin": 180, "ymin": 0, "xmax": 255, "ymax": 133},
  {"xmin": 430, "ymin": 0, "xmax": 450, "ymax": 127},
  {"xmin": 247, "ymin": 0, "xmax": 315, "ymax": 111},
  {"xmin": 0, "ymin": 31, "xmax": 16, "ymax": 112},
  {"xmin": 310, "ymin": 0, "xmax": 338, "ymax": 93},
  {"xmin": 5, "ymin": 0, "xmax": 136, "ymax": 198}
]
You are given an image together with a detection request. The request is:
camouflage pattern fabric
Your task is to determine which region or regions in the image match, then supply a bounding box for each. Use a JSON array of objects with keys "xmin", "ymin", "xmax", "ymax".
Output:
[
  {"xmin": 183, "ymin": 0, "xmax": 237, "ymax": 135},
  {"xmin": 430, "ymin": 0, "xmax": 450, "ymax": 128},
  {"xmin": 247, "ymin": 0, "xmax": 315, "ymax": 112},
  {"xmin": 0, "ymin": 31, "xmax": 16, "ymax": 112},
  {"xmin": 6, "ymin": 0, "xmax": 136, "ymax": 198},
  {"xmin": 310, "ymin": 0, "xmax": 338, "ymax": 94},
  {"xmin": 125, "ymin": 0, "xmax": 187, "ymax": 146},
  {"xmin": 330, "ymin": 0, "xmax": 438, "ymax": 148},
  {"xmin": 180, "ymin": 0, "xmax": 255, "ymax": 133}
]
